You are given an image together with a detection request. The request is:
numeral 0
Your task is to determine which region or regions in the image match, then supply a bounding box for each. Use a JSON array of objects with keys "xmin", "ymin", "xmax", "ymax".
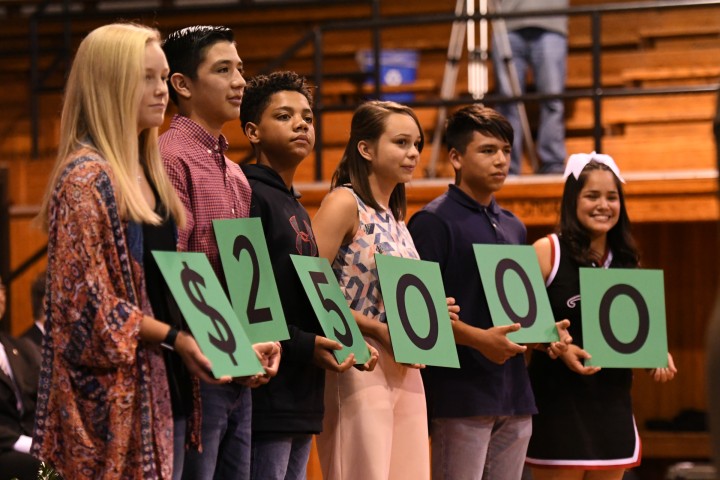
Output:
[
  {"xmin": 396, "ymin": 274, "xmax": 438, "ymax": 351},
  {"xmin": 495, "ymin": 258, "xmax": 537, "ymax": 328},
  {"xmin": 599, "ymin": 284, "xmax": 650, "ymax": 354}
]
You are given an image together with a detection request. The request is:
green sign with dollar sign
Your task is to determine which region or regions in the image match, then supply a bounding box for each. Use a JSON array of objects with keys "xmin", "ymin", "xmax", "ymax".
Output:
[
  {"xmin": 152, "ymin": 251, "xmax": 263, "ymax": 378},
  {"xmin": 214, "ymin": 218, "xmax": 289, "ymax": 343}
]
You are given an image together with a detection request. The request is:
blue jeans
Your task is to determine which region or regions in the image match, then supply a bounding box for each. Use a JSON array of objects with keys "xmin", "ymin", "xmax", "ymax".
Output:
[
  {"xmin": 250, "ymin": 434, "xmax": 312, "ymax": 480},
  {"xmin": 430, "ymin": 415, "xmax": 532, "ymax": 480},
  {"xmin": 181, "ymin": 383, "xmax": 252, "ymax": 480},
  {"xmin": 493, "ymin": 27, "xmax": 567, "ymax": 174}
]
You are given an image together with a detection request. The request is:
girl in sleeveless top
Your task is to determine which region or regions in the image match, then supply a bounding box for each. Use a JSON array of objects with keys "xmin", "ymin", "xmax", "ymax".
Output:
[
  {"xmin": 526, "ymin": 154, "xmax": 677, "ymax": 480},
  {"xmin": 313, "ymin": 101, "xmax": 457, "ymax": 479}
]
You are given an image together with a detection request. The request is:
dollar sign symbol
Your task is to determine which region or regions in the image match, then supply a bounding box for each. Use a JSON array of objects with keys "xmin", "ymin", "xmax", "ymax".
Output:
[{"xmin": 180, "ymin": 261, "xmax": 237, "ymax": 366}]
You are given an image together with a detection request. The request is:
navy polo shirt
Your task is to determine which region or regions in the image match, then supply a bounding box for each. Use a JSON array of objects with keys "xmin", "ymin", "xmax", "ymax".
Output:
[{"xmin": 408, "ymin": 184, "xmax": 537, "ymax": 418}]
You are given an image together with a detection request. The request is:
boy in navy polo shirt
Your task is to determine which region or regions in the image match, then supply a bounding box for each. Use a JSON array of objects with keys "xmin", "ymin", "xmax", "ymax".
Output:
[{"xmin": 408, "ymin": 105, "xmax": 567, "ymax": 480}]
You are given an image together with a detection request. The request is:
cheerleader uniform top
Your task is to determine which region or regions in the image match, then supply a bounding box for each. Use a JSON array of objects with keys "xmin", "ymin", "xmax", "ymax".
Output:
[{"xmin": 526, "ymin": 234, "xmax": 641, "ymax": 469}]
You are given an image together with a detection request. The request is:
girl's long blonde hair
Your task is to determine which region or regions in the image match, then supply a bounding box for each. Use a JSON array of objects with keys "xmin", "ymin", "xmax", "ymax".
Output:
[{"xmin": 38, "ymin": 23, "xmax": 185, "ymax": 229}]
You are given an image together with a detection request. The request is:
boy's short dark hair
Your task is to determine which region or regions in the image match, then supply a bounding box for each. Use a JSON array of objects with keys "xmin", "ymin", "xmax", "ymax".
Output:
[
  {"xmin": 162, "ymin": 25, "xmax": 235, "ymax": 105},
  {"xmin": 240, "ymin": 71, "xmax": 314, "ymax": 131},
  {"xmin": 445, "ymin": 105, "xmax": 514, "ymax": 154}
]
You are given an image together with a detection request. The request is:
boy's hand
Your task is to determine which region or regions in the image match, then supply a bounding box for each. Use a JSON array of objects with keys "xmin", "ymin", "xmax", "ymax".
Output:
[
  {"xmin": 354, "ymin": 342, "xmax": 379, "ymax": 371},
  {"xmin": 252, "ymin": 341, "xmax": 282, "ymax": 386},
  {"xmin": 649, "ymin": 352, "xmax": 677, "ymax": 383},
  {"xmin": 546, "ymin": 319, "xmax": 573, "ymax": 359},
  {"xmin": 231, "ymin": 342, "xmax": 282, "ymax": 388},
  {"xmin": 477, "ymin": 323, "xmax": 527, "ymax": 365},
  {"xmin": 254, "ymin": 341, "xmax": 281, "ymax": 377},
  {"xmin": 313, "ymin": 336, "xmax": 356, "ymax": 372},
  {"xmin": 560, "ymin": 344, "xmax": 601, "ymax": 375},
  {"xmin": 446, "ymin": 297, "xmax": 460, "ymax": 321}
]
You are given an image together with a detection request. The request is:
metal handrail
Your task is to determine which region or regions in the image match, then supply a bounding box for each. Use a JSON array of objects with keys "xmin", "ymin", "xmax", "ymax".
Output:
[
  {"xmin": 27, "ymin": 0, "xmax": 720, "ymax": 163},
  {"xmin": 303, "ymin": 0, "xmax": 720, "ymax": 179},
  {"xmin": 15, "ymin": 0, "xmax": 720, "ymax": 288}
]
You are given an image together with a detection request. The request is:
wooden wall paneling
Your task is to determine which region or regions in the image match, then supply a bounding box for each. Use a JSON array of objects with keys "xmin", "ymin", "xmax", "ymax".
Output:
[
  {"xmin": 8, "ymin": 214, "xmax": 48, "ymax": 336},
  {"xmin": 630, "ymin": 222, "xmax": 718, "ymax": 461}
]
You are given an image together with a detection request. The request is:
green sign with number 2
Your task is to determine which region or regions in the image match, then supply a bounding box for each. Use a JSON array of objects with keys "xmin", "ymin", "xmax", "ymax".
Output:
[{"xmin": 214, "ymin": 218, "xmax": 289, "ymax": 343}]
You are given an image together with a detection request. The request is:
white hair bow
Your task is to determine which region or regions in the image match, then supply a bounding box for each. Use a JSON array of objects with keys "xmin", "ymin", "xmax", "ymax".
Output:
[{"xmin": 563, "ymin": 151, "xmax": 625, "ymax": 183}]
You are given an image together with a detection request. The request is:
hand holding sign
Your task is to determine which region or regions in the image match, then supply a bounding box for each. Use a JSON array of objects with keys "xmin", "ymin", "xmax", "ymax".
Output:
[
  {"xmin": 559, "ymin": 344, "xmax": 602, "ymax": 375},
  {"xmin": 152, "ymin": 251, "xmax": 264, "ymax": 378},
  {"xmin": 580, "ymin": 268, "xmax": 669, "ymax": 368},
  {"xmin": 473, "ymin": 245, "xmax": 559, "ymax": 344}
]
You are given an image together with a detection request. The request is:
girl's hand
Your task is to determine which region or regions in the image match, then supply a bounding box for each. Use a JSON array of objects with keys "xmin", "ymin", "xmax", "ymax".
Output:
[
  {"xmin": 355, "ymin": 342, "xmax": 380, "ymax": 371},
  {"xmin": 376, "ymin": 322, "xmax": 424, "ymax": 369},
  {"xmin": 446, "ymin": 297, "xmax": 460, "ymax": 321},
  {"xmin": 560, "ymin": 344, "xmax": 601, "ymax": 375},
  {"xmin": 546, "ymin": 319, "xmax": 573, "ymax": 359},
  {"xmin": 313, "ymin": 336, "xmax": 356, "ymax": 373},
  {"xmin": 175, "ymin": 331, "xmax": 231, "ymax": 384},
  {"xmin": 649, "ymin": 353, "xmax": 677, "ymax": 383},
  {"xmin": 402, "ymin": 363, "xmax": 426, "ymax": 369}
]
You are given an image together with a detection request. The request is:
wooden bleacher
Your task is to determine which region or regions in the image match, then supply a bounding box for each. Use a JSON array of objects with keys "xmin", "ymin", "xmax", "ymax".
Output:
[{"xmin": 1, "ymin": 1, "xmax": 718, "ymax": 478}]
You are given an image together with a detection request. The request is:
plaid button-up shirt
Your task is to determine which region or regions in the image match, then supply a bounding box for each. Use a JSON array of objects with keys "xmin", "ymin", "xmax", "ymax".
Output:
[{"xmin": 160, "ymin": 114, "xmax": 251, "ymax": 278}]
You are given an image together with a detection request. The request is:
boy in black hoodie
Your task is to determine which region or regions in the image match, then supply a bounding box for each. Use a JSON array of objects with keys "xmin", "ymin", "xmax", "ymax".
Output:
[{"xmin": 240, "ymin": 71, "xmax": 378, "ymax": 479}]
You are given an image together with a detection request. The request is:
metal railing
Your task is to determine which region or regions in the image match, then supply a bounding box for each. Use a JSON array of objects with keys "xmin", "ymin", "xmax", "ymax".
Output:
[
  {"xmin": 27, "ymin": 0, "xmax": 720, "ymax": 169},
  {"xmin": 11, "ymin": 0, "xmax": 720, "ymax": 311},
  {"xmin": 288, "ymin": 0, "xmax": 720, "ymax": 179}
]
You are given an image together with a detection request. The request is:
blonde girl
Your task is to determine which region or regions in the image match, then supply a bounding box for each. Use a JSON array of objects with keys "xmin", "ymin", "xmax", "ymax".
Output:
[{"xmin": 33, "ymin": 23, "xmax": 221, "ymax": 479}]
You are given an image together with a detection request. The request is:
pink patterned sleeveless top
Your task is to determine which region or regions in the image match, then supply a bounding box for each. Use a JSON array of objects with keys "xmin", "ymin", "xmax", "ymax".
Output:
[{"xmin": 331, "ymin": 187, "xmax": 419, "ymax": 323}]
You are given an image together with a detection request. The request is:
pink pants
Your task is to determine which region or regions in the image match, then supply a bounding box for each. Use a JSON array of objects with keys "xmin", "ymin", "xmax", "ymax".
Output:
[{"xmin": 317, "ymin": 340, "xmax": 430, "ymax": 480}]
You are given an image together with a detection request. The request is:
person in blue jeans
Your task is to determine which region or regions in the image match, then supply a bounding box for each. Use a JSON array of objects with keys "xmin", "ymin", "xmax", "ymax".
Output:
[
  {"xmin": 492, "ymin": 0, "xmax": 568, "ymax": 174},
  {"xmin": 408, "ymin": 105, "xmax": 570, "ymax": 480},
  {"xmin": 160, "ymin": 26, "xmax": 281, "ymax": 480},
  {"xmin": 240, "ymin": 71, "xmax": 378, "ymax": 480}
]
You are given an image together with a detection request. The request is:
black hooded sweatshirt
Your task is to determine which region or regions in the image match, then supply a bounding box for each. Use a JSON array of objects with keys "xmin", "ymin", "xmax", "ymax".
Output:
[{"xmin": 242, "ymin": 163, "xmax": 325, "ymax": 434}]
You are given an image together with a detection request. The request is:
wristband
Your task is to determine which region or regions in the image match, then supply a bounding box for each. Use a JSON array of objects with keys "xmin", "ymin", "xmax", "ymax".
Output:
[{"xmin": 161, "ymin": 327, "xmax": 179, "ymax": 351}]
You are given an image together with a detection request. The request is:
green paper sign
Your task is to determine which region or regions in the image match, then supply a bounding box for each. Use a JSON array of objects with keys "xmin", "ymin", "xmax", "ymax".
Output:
[
  {"xmin": 580, "ymin": 268, "xmax": 669, "ymax": 368},
  {"xmin": 290, "ymin": 255, "xmax": 371, "ymax": 365},
  {"xmin": 152, "ymin": 251, "xmax": 264, "ymax": 378},
  {"xmin": 374, "ymin": 254, "xmax": 460, "ymax": 368},
  {"xmin": 473, "ymin": 244, "xmax": 559, "ymax": 343},
  {"xmin": 214, "ymin": 218, "xmax": 289, "ymax": 343}
]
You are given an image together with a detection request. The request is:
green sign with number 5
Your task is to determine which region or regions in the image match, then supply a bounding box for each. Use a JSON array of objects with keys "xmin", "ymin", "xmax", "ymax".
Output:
[{"xmin": 291, "ymin": 255, "xmax": 371, "ymax": 365}]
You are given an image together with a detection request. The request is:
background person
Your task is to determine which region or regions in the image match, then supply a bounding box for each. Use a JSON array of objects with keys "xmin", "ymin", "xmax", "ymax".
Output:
[
  {"xmin": 492, "ymin": 0, "xmax": 568, "ymax": 174},
  {"xmin": 0, "ymin": 275, "xmax": 42, "ymax": 480}
]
